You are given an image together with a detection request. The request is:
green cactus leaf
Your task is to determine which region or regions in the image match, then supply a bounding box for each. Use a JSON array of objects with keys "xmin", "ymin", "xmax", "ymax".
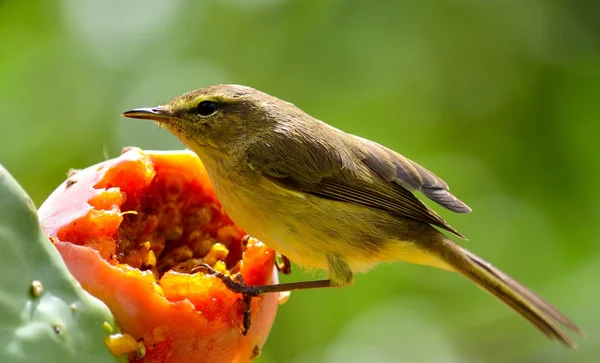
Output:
[{"xmin": 0, "ymin": 164, "xmax": 127, "ymax": 363}]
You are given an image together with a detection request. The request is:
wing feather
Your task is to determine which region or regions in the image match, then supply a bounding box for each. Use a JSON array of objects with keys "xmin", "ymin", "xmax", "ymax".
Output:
[
  {"xmin": 246, "ymin": 126, "xmax": 468, "ymax": 239},
  {"xmin": 354, "ymin": 136, "xmax": 472, "ymax": 213}
]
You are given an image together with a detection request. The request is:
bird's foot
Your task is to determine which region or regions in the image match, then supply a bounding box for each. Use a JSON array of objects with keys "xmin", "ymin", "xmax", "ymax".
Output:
[
  {"xmin": 276, "ymin": 254, "xmax": 292, "ymax": 275},
  {"xmin": 192, "ymin": 263, "xmax": 259, "ymax": 335}
]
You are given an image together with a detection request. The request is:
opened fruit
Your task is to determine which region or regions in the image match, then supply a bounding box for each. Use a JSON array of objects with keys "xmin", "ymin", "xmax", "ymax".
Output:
[{"xmin": 38, "ymin": 147, "xmax": 284, "ymax": 363}]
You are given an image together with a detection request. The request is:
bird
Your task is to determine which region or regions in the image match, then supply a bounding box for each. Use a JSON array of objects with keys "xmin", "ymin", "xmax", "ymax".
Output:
[{"xmin": 123, "ymin": 84, "xmax": 584, "ymax": 347}]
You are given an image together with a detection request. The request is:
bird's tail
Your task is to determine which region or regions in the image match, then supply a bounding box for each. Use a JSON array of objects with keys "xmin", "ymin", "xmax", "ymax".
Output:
[{"xmin": 434, "ymin": 237, "xmax": 585, "ymax": 348}]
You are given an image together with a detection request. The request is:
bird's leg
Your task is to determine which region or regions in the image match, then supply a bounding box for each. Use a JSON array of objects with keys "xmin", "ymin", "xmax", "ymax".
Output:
[
  {"xmin": 327, "ymin": 253, "xmax": 355, "ymax": 287},
  {"xmin": 192, "ymin": 252, "xmax": 352, "ymax": 334},
  {"xmin": 233, "ymin": 273, "xmax": 253, "ymax": 335},
  {"xmin": 242, "ymin": 235, "xmax": 292, "ymax": 275},
  {"xmin": 192, "ymin": 263, "xmax": 334, "ymax": 334},
  {"xmin": 193, "ymin": 263, "xmax": 333, "ymax": 296},
  {"xmin": 276, "ymin": 254, "xmax": 292, "ymax": 275}
]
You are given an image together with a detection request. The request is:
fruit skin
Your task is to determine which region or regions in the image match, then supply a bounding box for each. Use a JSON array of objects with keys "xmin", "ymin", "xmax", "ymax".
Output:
[
  {"xmin": 0, "ymin": 164, "xmax": 126, "ymax": 363},
  {"xmin": 37, "ymin": 148, "xmax": 282, "ymax": 363}
]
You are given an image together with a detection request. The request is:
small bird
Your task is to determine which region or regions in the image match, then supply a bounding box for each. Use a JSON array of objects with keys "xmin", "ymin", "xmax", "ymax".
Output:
[{"xmin": 123, "ymin": 84, "xmax": 584, "ymax": 347}]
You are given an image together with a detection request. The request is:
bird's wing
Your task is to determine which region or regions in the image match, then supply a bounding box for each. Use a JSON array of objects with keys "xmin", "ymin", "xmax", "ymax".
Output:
[
  {"xmin": 353, "ymin": 136, "xmax": 472, "ymax": 214},
  {"xmin": 245, "ymin": 128, "xmax": 467, "ymax": 238}
]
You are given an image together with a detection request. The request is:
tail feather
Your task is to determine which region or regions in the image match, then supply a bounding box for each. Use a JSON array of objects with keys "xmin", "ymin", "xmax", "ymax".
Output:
[{"xmin": 438, "ymin": 238, "xmax": 585, "ymax": 348}]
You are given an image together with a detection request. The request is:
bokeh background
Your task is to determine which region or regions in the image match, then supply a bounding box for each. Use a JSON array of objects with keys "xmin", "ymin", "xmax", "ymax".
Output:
[{"xmin": 1, "ymin": 1, "xmax": 599, "ymax": 362}]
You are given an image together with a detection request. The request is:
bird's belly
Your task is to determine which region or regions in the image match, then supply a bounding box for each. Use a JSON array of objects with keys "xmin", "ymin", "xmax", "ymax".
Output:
[
  {"xmin": 213, "ymin": 177, "xmax": 348, "ymax": 270},
  {"xmin": 210, "ymin": 170, "xmax": 441, "ymax": 274},
  {"xmin": 232, "ymin": 209, "xmax": 332, "ymax": 270}
]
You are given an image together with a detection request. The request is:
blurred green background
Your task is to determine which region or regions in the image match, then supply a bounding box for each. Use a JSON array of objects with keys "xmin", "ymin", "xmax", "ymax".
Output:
[{"xmin": 1, "ymin": 0, "xmax": 598, "ymax": 362}]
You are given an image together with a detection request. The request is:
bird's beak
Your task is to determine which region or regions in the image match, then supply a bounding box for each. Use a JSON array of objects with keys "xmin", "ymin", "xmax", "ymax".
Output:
[{"xmin": 122, "ymin": 106, "xmax": 172, "ymax": 122}]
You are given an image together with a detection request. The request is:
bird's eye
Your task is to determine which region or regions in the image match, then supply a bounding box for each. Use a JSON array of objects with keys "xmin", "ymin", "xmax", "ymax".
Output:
[{"xmin": 196, "ymin": 101, "xmax": 218, "ymax": 116}]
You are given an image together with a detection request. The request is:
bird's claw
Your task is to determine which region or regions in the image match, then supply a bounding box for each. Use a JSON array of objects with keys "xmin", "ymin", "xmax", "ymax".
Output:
[
  {"xmin": 192, "ymin": 263, "xmax": 260, "ymax": 335},
  {"xmin": 276, "ymin": 254, "xmax": 292, "ymax": 275}
]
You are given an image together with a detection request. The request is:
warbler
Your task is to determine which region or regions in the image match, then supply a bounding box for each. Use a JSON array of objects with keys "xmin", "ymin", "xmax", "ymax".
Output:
[{"xmin": 124, "ymin": 84, "xmax": 584, "ymax": 347}]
